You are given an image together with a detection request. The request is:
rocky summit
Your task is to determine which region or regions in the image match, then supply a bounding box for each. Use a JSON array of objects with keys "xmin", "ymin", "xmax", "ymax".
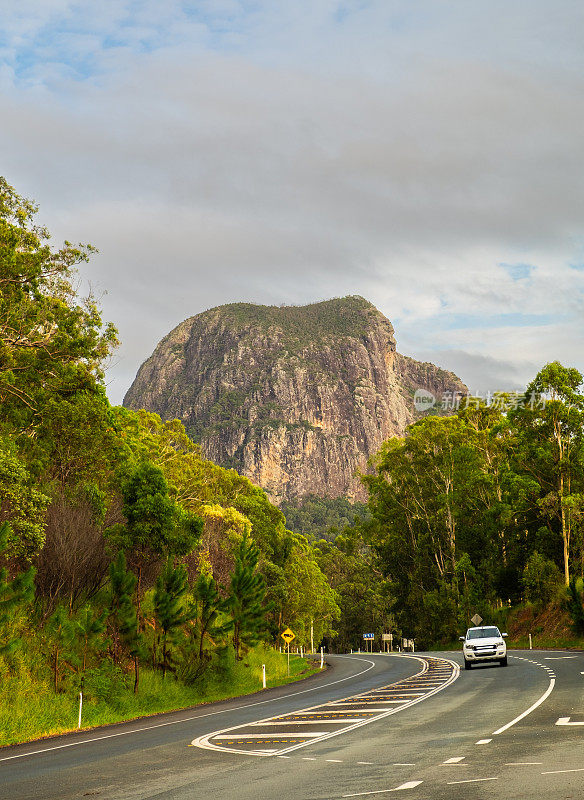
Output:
[{"xmin": 123, "ymin": 297, "xmax": 466, "ymax": 503}]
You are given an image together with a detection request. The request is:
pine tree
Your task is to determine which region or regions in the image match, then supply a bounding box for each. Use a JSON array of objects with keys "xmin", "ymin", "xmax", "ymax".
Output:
[
  {"xmin": 192, "ymin": 573, "xmax": 233, "ymax": 659},
  {"xmin": 46, "ymin": 606, "xmax": 77, "ymax": 692},
  {"xmin": 0, "ymin": 522, "xmax": 36, "ymax": 656},
  {"xmin": 108, "ymin": 551, "xmax": 144, "ymax": 692},
  {"xmin": 74, "ymin": 605, "xmax": 107, "ymax": 680},
  {"xmin": 154, "ymin": 558, "xmax": 189, "ymax": 678},
  {"xmin": 227, "ymin": 533, "xmax": 269, "ymax": 660}
]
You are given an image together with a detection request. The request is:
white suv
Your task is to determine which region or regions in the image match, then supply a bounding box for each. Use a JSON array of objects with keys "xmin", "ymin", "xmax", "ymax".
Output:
[{"xmin": 460, "ymin": 626, "xmax": 508, "ymax": 669}]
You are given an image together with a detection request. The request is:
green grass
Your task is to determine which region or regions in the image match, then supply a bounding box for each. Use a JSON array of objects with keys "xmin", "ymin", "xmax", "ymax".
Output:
[{"xmin": 0, "ymin": 647, "xmax": 320, "ymax": 747}]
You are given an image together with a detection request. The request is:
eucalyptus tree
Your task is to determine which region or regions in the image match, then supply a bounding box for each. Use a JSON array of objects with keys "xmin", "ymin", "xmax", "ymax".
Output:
[{"xmin": 509, "ymin": 363, "xmax": 584, "ymax": 584}]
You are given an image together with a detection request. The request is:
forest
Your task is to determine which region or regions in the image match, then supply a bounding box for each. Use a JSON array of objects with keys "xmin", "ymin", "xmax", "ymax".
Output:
[{"xmin": 1, "ymin": 176, "xmax": 583, "ymax": 743}]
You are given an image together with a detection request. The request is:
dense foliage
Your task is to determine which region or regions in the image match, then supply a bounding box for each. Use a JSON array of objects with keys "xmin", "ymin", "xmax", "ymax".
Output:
[
  {"xmin": 362, "ymin": 374, "xmax": 584, "ymax": 648},
  {"xmin": 281, "ymin": 495, "xmax": 370, "ymax": 541},
  {"xmin": 0, "ymin": 179, "xmax": 339, "ymax": 736}
]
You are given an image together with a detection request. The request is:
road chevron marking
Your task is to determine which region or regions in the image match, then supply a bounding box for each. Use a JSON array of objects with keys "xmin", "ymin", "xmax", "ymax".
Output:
[
  {"xmin": 192, "ymin": 656, "xmax": 460, "ymax": 757},
  {"xmin": 556, "ymin": 717, "xmax": 584, "ymax": 726}
]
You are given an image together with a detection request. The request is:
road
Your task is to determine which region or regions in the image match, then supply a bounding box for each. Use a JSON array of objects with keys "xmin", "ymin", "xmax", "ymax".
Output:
[{"xmin": 1, "ymin": 649, "xmax": 583, "ymax": 799}]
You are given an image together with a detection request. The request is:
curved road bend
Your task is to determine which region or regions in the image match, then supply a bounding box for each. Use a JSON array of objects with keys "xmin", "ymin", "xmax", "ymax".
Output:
[{"xmin": 1, "ymin": 650, "xmax": 583, "ymax": 799}]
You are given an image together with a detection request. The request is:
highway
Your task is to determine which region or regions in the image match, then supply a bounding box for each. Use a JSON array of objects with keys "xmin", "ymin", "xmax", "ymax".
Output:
[{"xmin": 1, "ymin": 649, "xmax": 583, "ymax": 799}]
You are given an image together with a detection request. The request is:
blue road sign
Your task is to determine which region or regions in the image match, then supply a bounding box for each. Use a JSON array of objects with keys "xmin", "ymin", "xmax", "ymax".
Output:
[{"xmin": 363, "ymin": 633, "xmax": 374, "ymax": 639}]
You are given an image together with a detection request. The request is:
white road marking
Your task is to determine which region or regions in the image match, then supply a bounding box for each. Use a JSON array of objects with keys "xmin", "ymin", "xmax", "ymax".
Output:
[
  {"xmin": 443, "ymin": 756, "xmax": 465, "ymax": 763},
  {"xmin": 277, "ymin": 755, "xmax": 291, "ymax": 759},
  {"xmin": 393, "ymin": 763, "xmax": 415, "ymax": 766},
  {"xmin": 392, "ymin": 782, "xmax": 423, "ymax": 791},
  {"xmin": 476, "ymin": 739, "xmax": 492, "ymax": 744},
  {"xmin": 342, "ymin": 781, "xmax": 423, "ymax": 796},
  {"xmin": 302, "ymin": 757, "xmax": 316, "ymax": 760},
  {"xmin": 542, "ymin": 767, "xmax": 584, "ymax": 775},
  {"xmin": 193, "ymin": 656, "xmax": 460, "ymax": 758},
  {"xmin": 357, "ymin": 761, "xmax": 374, "ymax": 765},
  {"xmin": 252, "ymin": 719, "xmax": 361, "ymax": 725},
  {"xmin": 214, "ymin": 732, "xmax": 327, "ymax": 739},
  {"xmin": 325, "ymin": 707, "xmax": 404, "ymax": 711},
  {"xmin": 492, "ymin": 678, "xmax": 555, "ymax": 735},
  {"xmin": 544, "ymin": 656, "xmax": 577, "ymax": 660},
  {"xmin": 326, "ymin": 758, "xmax": 344, "ymax": 762},
  {"xmin": 447, "ymin": 777, "xmax": 498, "ymax": 785},
  {"xmin": 332, "ymin": 700, "xmax": 414, "ymax": 705},
  {"xmin": 556, "ymin": 717, "xmax": 584, "ymax": 726},
  {"xmin": 0, "ymin": 655, "xmax": 378, "ymax": 764},
  {"xmin": 505, "ymin": 762, "xmax": 542, "ymax": 766}
]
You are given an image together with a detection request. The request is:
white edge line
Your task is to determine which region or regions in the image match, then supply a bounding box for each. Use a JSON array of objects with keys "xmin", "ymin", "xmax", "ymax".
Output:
[
  {"xmin": 0, "ymin": 655, "xmax": 377, "ymax": 763},
  {"xmin": 193, "ymin": 655, "xmax": 459, "ymax": 758},
  {"xmin": 492, "ymin": 677, "xmax": 555, "ymax": 735}
]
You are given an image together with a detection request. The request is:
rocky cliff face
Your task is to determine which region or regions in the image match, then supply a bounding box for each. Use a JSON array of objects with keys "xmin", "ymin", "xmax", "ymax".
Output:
[{"xmin": 123, "ymin": 297, "xmax": 466, "ymax": 503}]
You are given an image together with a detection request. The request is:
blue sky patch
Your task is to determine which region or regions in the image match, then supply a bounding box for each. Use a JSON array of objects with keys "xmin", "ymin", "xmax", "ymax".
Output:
[{"xmin": 499, "ymin": 263, "xmax": 535, "ymax": 281}]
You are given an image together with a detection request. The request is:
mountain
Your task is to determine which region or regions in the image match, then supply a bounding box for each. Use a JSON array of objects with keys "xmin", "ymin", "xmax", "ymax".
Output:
[{"xmin": 123, "ymin": 297, "xmax": 466, "ymax": 503}]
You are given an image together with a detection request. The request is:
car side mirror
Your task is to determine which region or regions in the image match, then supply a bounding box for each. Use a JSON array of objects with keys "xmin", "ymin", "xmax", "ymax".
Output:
[
  {"xmin": 459, "ymin": 636, "xmax": 465, "ymax": 641},
  {"xmin": 502, "ymin": 633, "xmax": 508, "ymax": 638}
]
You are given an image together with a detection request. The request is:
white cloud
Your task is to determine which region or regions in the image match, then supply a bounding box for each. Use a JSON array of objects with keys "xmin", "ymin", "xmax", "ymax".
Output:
[{"xmin": 1, "ymin": 1, "xmax": 583, "ymax": 403}]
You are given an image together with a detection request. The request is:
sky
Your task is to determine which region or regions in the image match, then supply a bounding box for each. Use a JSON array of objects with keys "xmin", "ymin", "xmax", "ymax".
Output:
[{"xmin": 2, "ymin": 0, "xmax": 583, "ymax": 405}]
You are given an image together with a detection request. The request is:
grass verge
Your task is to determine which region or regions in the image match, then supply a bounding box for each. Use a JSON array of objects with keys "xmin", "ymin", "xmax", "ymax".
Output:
[{"xmin": 0, "ymin": 647, "xmax": 321, "ymax": 747}]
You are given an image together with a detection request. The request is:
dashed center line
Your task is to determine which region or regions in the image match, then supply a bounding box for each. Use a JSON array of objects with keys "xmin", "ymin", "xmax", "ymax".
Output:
[
  {"xmin": 447, "ymin": 777, "xmax": 498, "ymax": 785},
  {"xmin": 343, "ymin": 781, "xmax": 423, "ymax": 796},
  {"xmin": 542, "ymin": 767, "xmax": 584, "ymax": 775}
]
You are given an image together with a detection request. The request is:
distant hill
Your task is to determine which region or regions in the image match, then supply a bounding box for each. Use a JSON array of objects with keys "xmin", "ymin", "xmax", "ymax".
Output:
[{"xmin": 124, "ymin": 296, "xmax": 466, "ymax": 503}]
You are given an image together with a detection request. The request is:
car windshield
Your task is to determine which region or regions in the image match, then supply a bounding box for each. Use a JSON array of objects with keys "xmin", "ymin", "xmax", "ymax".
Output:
[{"xmin": 467, "ymin": 627, "xmax": 500, "ymax": 639}]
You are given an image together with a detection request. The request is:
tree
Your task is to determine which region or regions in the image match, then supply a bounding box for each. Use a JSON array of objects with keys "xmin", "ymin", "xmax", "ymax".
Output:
[
  {"xmin": 153, "ymin": 558, "xmax": 189, "ymax": 678},
  {"xmin": 0, "ymin": 522, "xmax": 35, "ymax": 655},
  {"xmin": 565, "ymin": 578, "xmax": 584, "ymax": 635},
  {"xmin": 0, "ymin": 177, "xmax": 117, "ymax": 435},
  {"xmin": 191, "ymin": 572, "xmax": 232, "ymax": 660},
  {"xmin": 227, "ymin": 533, "xmax": 268, "ymax": 659},
  {"xmin": 107, "ymin": 461, "xmax": 202, "ymax": 596},
  {"xmin": 46, "ymin": 606, "xmax": 77, "ymax": 692},
  {"xmin": 510, "ymin": 363, "xmax": 584, "ymax": 584},
  {"xmin": 35, "ymin": 488, "xmax": 114, "ymax": 613},
  {"xmin": 74, "ymin": 605, "xmax": 107, "ymax": 680},
  {"xmin": 522, "ymin": 551, "xmax": 563, "ymax": 604},
  {"xmin": 0, "ymin": 436, "xmax": 49, "ymax": 559},
  {"xmin": 108, "ymin": 551, "xmax": 145, "ymax": 692}
]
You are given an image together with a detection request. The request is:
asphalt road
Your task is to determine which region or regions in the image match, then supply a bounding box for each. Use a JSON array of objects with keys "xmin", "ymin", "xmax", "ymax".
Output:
[{"xmin": 1, "ymin": 649, "xmax": 583, "ymax": 799}]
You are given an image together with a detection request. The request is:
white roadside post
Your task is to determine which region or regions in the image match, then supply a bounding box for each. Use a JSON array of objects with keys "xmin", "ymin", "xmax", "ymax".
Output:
[
  {"xmin": 320, "ymin": 647, "xmax": 324, "ymax": 669},
  {"xmin": 310, "ymin": 620, "xmax": 314, "ymax": 654},
  {"xmin": 300, "ymin": 645, "xmax": 303, "ymax": 658},
  {"xmin": 78, "ymin": 691, "xmax": 83, "ymax": 729},
  {"xmin": 529, "ymin": 633, "xmax": 532, "ymax": 650},
  {"xmin": 262, "ymin": 663, "xmax": 266, "ymax": 689}
]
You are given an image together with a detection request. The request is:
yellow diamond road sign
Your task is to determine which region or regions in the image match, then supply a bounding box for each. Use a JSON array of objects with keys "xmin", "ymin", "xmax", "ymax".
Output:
[{"xmin": 281, "ymin": 627, "xmax": 295, "ymax": 644}]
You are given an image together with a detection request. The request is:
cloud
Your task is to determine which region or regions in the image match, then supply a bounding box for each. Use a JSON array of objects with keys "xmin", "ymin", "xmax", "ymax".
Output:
[{"xmin": 1, "ymin": 1, "xmax": 583, "ymax": 403}]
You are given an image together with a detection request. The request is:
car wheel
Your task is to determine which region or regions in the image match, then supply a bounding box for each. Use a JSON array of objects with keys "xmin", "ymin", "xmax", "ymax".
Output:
[
  {"xmin": 500, "ymin": 656, "xmax": 508, "ymax": 667},
  {"xmin": 464, "ymin": 659, "xmax": 472, "ymax": 670}
]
